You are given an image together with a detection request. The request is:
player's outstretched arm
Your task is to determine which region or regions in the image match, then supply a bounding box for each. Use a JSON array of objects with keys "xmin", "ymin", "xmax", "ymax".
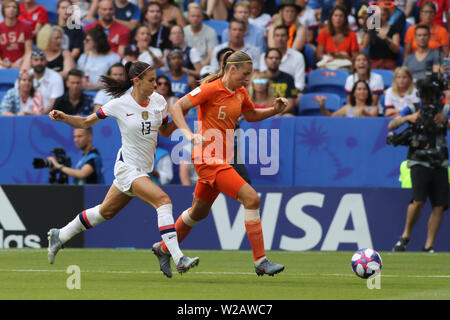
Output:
[
  {"xmin": 49, "ymin": 110, "xmax": 101, "ymax": 129},
  {"xmin": 243, "ymin": 97, "xmax": 288, "ymax": 122}
]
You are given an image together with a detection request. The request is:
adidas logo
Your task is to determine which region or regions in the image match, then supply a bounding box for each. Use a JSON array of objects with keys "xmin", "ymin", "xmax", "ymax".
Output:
[{"xmin": 0, "ymin": 187, "xmax": 41, "ymax": 248}]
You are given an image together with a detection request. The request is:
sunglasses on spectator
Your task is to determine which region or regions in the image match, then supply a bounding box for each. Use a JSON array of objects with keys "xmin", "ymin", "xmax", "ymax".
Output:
[{"xmin": 253, "ymin": 78, "xmax": 268, "ymax": 84}]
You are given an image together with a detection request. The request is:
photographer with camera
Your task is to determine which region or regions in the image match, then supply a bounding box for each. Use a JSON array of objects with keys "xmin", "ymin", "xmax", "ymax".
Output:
[
  {"xmin": 46, "ymin": 128, "xmax": 104, "ymax": 185},
  {"xmin": 388, "ymin": 72, "xmax": 450, "ymax": 253}
]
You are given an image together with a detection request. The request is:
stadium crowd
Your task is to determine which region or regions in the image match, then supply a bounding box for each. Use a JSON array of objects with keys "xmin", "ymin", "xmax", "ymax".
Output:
[{"xmin": 1, "ymin": 0, "xmax": 449, "ymax": 183}]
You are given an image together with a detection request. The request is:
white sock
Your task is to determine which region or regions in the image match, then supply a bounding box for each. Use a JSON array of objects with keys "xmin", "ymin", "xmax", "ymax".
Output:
[
  {"xmin": 157, "ymin": 204, "xmax": 183, "ymax": 264},
  {"xmin": 59, "ymin": 205, "xmax": 104, "ymax": 243}
]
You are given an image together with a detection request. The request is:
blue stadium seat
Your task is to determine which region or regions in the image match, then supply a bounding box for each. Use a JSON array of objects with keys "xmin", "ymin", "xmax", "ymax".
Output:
[
  {"xmin": 303, "ymin": 44, "xmax": 316, "ymax": 71},
  {"xmin": 298, "ymin": 92, "xmax": 341, "ymax": 116},
  {"xmin": 35, "ymin": 0, "xmax": 57, "ymax": 12},
  {"xmin": 306, "ymin": 69, "xmax": 349, "ymax": 100},
  {"xmin": 203, "ymin": 20, "xmax": 229, "ymax": 43},
  {"xmin": 0, "ymin": 69, "xmax": 19, "ymax": 91},
  {"xmin": 372, "ymin": 69, "xmax": 394, "ymax": 89}
]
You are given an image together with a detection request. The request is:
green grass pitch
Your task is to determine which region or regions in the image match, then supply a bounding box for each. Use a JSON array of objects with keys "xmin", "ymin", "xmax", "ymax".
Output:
[{"xmin": 0, "ymin": 249, "xmax": 449, "ymax": 300}]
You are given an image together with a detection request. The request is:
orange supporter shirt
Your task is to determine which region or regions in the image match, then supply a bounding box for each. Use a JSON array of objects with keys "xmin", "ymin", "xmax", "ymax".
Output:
[
  {"xmin": 316, "ymin": 28, "xmax": 360, "ymax": 56},
  {"xmin": 404, "ymin": 24, "xmax": 449, "ymax": 52},
  {"xmin": 187, "ymin": 78, "xmax": 254, "ymax": 165}
]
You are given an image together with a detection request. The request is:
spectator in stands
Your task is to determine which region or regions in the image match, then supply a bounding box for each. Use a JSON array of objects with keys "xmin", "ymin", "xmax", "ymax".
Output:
[
  {"xmin": 317, "ymin": 80, "xmax": 378, "ymax": 117},
  {"xmin": 165, "ymin": 48, "xmax": 196, "ymax": 98},
  {"xmin": 142, "ymin": 1, "xmax": 172, "ymax": 54},
  {"xmin": 0, "ymin": 71, "xmax": 43, "ymax": 115},
  {"xmin": 318, "ymin": 0, "xmax": 357, "ymax": 31},
  {"xmin": 384, "ymin": 66, "xmax": 419, "ymax": 117},
  {"xmin": 263, "ymin": 48, "xmax": 297, "ymax": 114},
  {"xmin": 403, "ymin": 24, "xmax": 441, "ymax": 81},
  {"xmin": 345, "ymin": 52, "xmax": 384, "ymax": 107},
  {"xmin": 249, "ymin": 0, "xmax": 272, "ymax": 31},
  {"xmin": 210, "ymin": 19, "xmax": 261, "ymax": 71},
  {"xmin": 297, "ymin": 0, "xmax": 319, "ymax": 48},
  {"xmin": 384, "ymin": 0, "xmax": 406, "ymax": 36},
  {"xmin": 355, "ymin": 4, "xmax": 369, "ymax": 49},
  {"xmin": 183, "ymin": 3, "xmax": 218, "ymax": 68},
  {"xmin": 200, "ymin": 46, "xmax": 233, "ymax": 77},
  {"xmin": 134, "ymin": 24, "xmax": 164, "ymax": 69},
  {"xmin": 363, "ymin": 6, "xmax": 400, "ymax": 70},
  {"xmin": 18, "ymin": 0, "xmax": 48, "ymax": 36},
  {"xmin": 259, "ymin": 25, "xmax": 305, "ymax": 93},
  {"xmin": 36, "ymin": 24, "xmax": 76, "ymax": 79},
  {"xmin": 247, "ymin": 71, "xmax": 276, "ymax": 110},
  {"xmin": 404, "ymin": 1, "xmax": 449, "ymax": 58},
  {"xmin": 113, "ymin": 0, "xmax": 141, "ymax": 30},
  {"xmin": 85, "ymin": 0, "xmax": 130, "ymax": 57},
  {"xmin": 417, "ymin": 0, "xmax": 450, "ymax": 30},
  {"xmin": 93, "ymin": 62, "xmax": 126, "ymax": 111},
  {"xmin": 316, "ymin": 5, "xmax": 360, "ymax": 62},
  {"xmin": 222, "ymin": 1, "xmax": 266, "ymax": 53},
  {"xmin": 149, "ymin": 147, "xmax": 174, "ymax": 185},
  {"xmin": 155, "ymin": 74, "xmax": 178, "ymax": 108},
  {"xmin": 202, "ymin": 0, "xmax": 234, "ymax": 21},
  {"xmin": 77, "ymin": 25, "xmax": 121, "ymax": 90},
  {"xmin": 0, "ymin": 0, "xmax": 32, "ymax": 70},
  {"xmin": 157, "ymin": 0, "xmax": 186, "ymax": 27},
  {"xmin": 52, "ymin": 69, "xmax": 94, "ymax": 115},
  {"xmin": 29, "ymin": 49, "xmax": 65, "ymax": 114},
  {"xmin": 56, "ymin": 0, "xmax": 84, "ymax": 61},
  {"xmin": 121, "ymin": 44, "xmax": 139, "ymax": 64},
  {"xmin": 169, "ymin": 24, "xmax": 202, "ymax": 78},
  {"xmin": 267, "ymin": 0, "xmax": 307, "ymax": 52}
]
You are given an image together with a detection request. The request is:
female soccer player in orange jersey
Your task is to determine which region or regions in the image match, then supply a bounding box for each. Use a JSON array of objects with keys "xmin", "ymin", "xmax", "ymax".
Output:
[{"xmin": 152, "ymin": 51, "xmax": 288, "ymax": 277}]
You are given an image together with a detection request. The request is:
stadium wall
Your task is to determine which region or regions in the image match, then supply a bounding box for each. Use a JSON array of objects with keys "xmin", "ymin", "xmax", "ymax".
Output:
[
  {"xmin": 0, "ymin": 115, "xmax": 411, "ymax": 187},
  {"xmin": 2, "ymin": 185, "xmax": 448, "ymax": 252}
]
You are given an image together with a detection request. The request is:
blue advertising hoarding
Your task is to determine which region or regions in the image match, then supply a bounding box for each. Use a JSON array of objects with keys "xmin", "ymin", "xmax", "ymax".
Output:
[{"xmin": 84, "ymin": 185, "xmax": 450, "ymax": 252}]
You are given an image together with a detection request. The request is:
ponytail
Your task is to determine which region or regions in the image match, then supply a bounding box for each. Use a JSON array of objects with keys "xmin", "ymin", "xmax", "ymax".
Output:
[
  {"xmin": 100, "ymin": 61, "xmax": 153, "ymax": 98},
  {"xmin": 200, "ymin": 50, "xmax": 253, "ymax": 85}
]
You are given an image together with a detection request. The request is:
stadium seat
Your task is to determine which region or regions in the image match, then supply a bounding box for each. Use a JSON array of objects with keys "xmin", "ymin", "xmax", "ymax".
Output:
[
  {"xmin": 303, "ymin": 44, "xmax": 316, "ymax": 71},
  {"xmin": 298, "ymin": 92, "xmax": 341, "ymax": 116},
  {"xmin": 203, "ymin": 20, "xmax": 229, "ymax": 43},
  {"xmin": 35, "ymin": 0, "xmax": 57, "ymax": 12},
  {"xmin": 0, "ymin": 69, "xmax": 19, "ymax": 91},
  {"xmin": 306, "ymin": 69, "xmax": 349, "ymax": 100},
  {"xmin": 372, "ymin": 69, "xmax": 394, "ymax": 89}
]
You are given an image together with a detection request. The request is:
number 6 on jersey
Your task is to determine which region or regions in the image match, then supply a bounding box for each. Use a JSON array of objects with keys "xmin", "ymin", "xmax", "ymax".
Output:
[{"xmin": 218, "ymin": 105, "xmax": 227, "ymax": 120}]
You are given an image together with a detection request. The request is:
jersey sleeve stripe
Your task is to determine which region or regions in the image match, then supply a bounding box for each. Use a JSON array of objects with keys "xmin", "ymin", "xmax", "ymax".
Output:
[{"xmin": 96, "ymin": 107, "xmax": 107, "ymax": 119}]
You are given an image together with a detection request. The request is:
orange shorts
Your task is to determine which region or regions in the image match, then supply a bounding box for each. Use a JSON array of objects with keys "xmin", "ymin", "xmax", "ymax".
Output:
[{"xmin": 194, "ymin": 163, "xmax": 248, "ymax": 203}]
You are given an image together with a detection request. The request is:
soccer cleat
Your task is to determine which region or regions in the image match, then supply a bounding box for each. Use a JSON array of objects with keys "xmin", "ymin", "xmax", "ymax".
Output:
[
  {"xmin": 422, "ymin": 246, "xmax": 435, "ymax": 253},
  {"xmin": 393, "ymin": 237, "xmax": 409, "ymax": 252},
  {"xmin": 47, "ymin": 228, "xmax": 63, "ymax": 264},
  {"xmin": 176, "ymin": 256, "xmax": 200, "ymax": 274},
  {"xmin": 254, "ymin": 258, "xmax": 285, "ymax": 276},
  {"xmin": 152, "ymin": 242, "xmax": 173, "ymax": 278}
]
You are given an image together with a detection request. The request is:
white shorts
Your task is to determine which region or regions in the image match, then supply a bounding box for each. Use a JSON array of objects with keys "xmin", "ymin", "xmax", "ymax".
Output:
[{"xmin": 113, "ymin": 159, "xmax": 149, "ymax": 197}]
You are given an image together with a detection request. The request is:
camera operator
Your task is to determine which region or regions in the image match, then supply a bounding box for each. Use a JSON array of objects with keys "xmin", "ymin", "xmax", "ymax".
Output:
[
  {"xmin": 47, "ymin": 128, "xmax": 104, "ymax": 185},
  {"xmin": 388, "ymin": 74, "xmax": 450, "ymax": 253}
]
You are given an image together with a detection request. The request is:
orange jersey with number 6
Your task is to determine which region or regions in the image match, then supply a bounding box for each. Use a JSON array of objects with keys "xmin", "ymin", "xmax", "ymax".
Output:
[{"xmin": 187, "ymin": 79, "xmax": 254, "ymax": 164}]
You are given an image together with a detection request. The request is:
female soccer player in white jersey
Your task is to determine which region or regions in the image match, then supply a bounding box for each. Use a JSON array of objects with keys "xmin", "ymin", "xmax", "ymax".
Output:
[{"xmin": 47, "ymin": 61, "xmax": 199, "ymax": 277}]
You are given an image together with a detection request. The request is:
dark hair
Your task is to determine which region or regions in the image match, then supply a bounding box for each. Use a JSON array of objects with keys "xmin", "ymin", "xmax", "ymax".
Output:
[
  {"xmin": 265, "ymin": 47, "xmax": 282, "ymax": 59},
  {"xmin": 327, "ymin": 5, "xmax": 350, "ymax": 36},
  {"xmin": 420, "ymin": 1, "xmax": 436, "ymax": 13},
  {"xmin": 18, "ymin": 72, "xmax": 36, "ymax": 97},
  {"xmin": 415, "ymin": 24, "xmax": 430, "ymax": 35},
  {"xmin": 86, "ymin": 25, "xmax": 111, "ymax": 55},
  {"xmin": 100, "ymin": 61, "xmax": 154, "ymax": 98},
  {"xmin": 156, "ymin": 74, "xmax": 175, "ymax": 97},
  {"xmin": 350, "ymin": 80, "xmax": 372, "ymax": 106},
  {"xmin": 142, "ymin": 1, "xmax": 162, "ymax": 24},
  {"xmin": 273, "ymin": 25, "xmax": 289, "ymax": 37},
  {"xmin": 107, "ymin": 62, "xmax": 126, "ymax": 76},
  {"xmin": 67, "ymin": 69, "xmax": 83, "ymax": 79},
  {"xmin": 217, "ymin": 47, "xmax": 234, "ymax": 62},
  {"xmin": 229, "ymin": 18, "xmax": 246, "ymax": 30}
]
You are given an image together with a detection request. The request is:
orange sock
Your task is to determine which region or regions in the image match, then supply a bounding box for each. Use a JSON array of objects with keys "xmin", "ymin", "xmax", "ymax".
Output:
[
  {"xmin": 161, "ymin": 214, "xmax": 192, "ymax": 253},
  {"xmin": 245, "ymin": 220, "xmax": 266, "ymax": 261}
]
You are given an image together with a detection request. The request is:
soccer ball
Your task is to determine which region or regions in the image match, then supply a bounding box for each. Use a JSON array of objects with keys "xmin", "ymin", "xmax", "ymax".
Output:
[{"xmin": 351, "ymin": 248, "xmax": 382, "ymax": 279}]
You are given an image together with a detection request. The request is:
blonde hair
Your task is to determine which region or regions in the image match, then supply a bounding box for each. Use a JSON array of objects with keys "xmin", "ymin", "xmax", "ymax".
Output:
[
  {"xmin": 392, "ymin": 66, "xmax": 415, "ymax": 96},
  {"xmin": 200, "ymin": 51, "xmax": 253, "ymax": 85},
  {"xmin": 234, "ymin": 1, "xmax": 250, "ymax": 10},
  {"xmin": 247, "ymin": 71, "xmax": 274, "ymax": 101},
  {"xmin": 36, "ymin": 24, "xmax": 65, "ymax": 51}
]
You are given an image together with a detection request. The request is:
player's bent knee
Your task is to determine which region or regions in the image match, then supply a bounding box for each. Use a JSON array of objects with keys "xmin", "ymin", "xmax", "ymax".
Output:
[
  {"xmin": 244, "ymin": 192, "xmax": 260, "ymax": 209},
  {"xmin": 155, "ymin": 194, "xmax": 172, "ymax": 208}
]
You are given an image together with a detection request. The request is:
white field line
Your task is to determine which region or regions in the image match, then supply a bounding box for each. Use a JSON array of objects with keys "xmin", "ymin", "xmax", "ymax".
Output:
[{"xmin": 0, "ymin": 268, "xmax": 449, "ymax": 278}]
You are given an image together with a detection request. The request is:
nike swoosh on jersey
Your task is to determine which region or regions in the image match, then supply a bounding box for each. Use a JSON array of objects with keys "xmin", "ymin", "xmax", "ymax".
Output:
[{"xmin": 126, "ymin": 113, "xmax": 134, "ymax": 116}]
